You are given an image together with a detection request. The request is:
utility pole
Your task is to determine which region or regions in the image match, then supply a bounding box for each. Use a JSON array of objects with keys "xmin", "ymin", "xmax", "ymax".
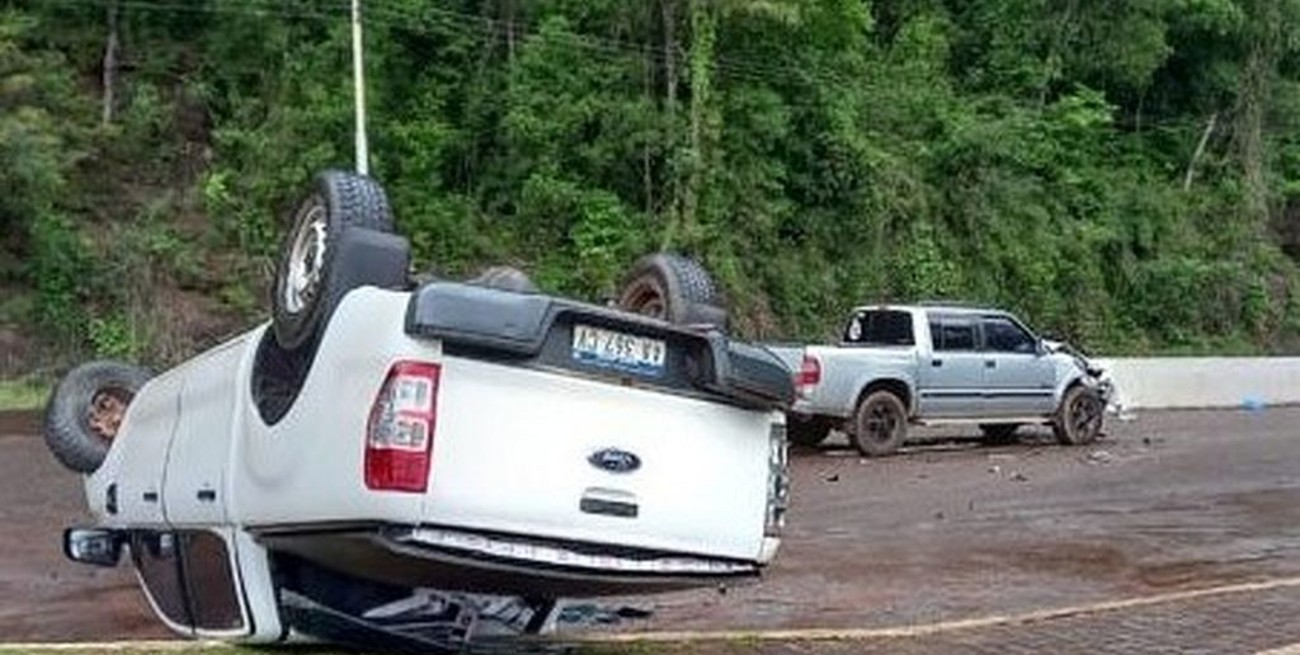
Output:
[{"xmin": 351, "ymin": 0, "xmax": 370, "ymax": 176}]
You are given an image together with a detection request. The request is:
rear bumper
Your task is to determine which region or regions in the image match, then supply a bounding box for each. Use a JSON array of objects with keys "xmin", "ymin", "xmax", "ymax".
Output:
[{"xmin": 258, "ymin": 524, "xmax": 762, "ymax": 597}]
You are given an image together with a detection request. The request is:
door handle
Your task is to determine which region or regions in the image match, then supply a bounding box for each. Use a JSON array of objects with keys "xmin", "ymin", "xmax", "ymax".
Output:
[
  {"xmin": 931, "ymin": 359, "xmax": 943, "ymax": 367},
  {"xmin": 985, "ymin": 360, "xmax": 996, "ymax": 368}
]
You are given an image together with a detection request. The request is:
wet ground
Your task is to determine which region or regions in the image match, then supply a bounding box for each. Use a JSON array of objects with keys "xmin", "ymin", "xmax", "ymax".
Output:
[{"xmin": 2, "ymin": 407, "xmax": 1299, "ymax": 650}]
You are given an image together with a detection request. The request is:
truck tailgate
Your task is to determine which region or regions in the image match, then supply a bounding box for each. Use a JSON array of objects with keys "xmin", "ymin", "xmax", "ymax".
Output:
[{"xmin": 422, "ymin": 355, "xmax": 775, "ymax": 562}]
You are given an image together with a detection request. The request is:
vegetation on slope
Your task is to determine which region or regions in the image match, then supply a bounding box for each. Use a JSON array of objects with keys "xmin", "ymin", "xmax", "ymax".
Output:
[{"xmin": 4, "ymin": 0, "xmax": 1300, "ymax": 373}]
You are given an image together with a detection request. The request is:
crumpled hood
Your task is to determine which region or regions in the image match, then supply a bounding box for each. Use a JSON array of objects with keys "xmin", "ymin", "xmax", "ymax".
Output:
[{"xmin": 1044, "ymin": 339, "xmax": 1105, "ymax": 377}]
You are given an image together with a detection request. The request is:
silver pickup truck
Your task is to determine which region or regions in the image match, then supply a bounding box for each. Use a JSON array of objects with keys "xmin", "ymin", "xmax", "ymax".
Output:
[{"xmin": 769, "ymin": 303, "xmax": 1113, "ymax": 456}]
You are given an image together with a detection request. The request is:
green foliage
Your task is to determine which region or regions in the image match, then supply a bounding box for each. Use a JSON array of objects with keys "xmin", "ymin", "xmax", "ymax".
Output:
[
  {"xmin": 27, "ymin": 212, "xmax": 89, "ymax": 345},
  {"xmin": 0, "ymin": 376, "xmax": 49, "ymax": 411},
  {"xmin": 6, "ymin": 0, "xmax": 1300, "ymax": 363}
]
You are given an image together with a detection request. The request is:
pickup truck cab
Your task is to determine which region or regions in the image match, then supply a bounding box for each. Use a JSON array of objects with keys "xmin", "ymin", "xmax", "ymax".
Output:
[{"xmin": 771, "ymin": 303, "xmax": 1112, "ymax": 456}]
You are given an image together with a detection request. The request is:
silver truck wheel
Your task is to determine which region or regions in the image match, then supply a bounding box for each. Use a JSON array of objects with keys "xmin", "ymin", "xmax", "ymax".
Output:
[
  {"xmin": 850, "ymin": 390, "xmax": 908, "ymax": 457},
  {"xmin": 1053, "ymin": 385, "xmax": 1103, "ymax": 445}
]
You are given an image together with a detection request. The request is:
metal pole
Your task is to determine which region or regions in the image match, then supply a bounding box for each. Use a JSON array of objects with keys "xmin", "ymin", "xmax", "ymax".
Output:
[{"xmin": 351, "ymin": 0, "xmax": 369, "ymax": 176}]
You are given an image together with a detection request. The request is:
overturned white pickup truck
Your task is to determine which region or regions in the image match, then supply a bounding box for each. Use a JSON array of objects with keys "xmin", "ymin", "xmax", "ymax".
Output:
[{"xmin": 45, "ymin": 172, "xmax": 793, "ymax": 650}]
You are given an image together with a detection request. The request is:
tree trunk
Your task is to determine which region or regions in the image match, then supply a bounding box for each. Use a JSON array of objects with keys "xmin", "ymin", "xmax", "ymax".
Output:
[
  {"xmin": 1183, "ymin": 112, "xmax": 1217, "ymax": 192},
  {"xmin": 644, "ymin": 44, "xmax": 655, "ymax": 214},
  {"xmin": 660, "ymin": 0, "xmax": 679, "ymax": 244},
  {"xmin": 1233, "ymin": 23, "xmax": 1277, "ymax": 227},
  {"xmin": 503, "ymin": 0, "xmax": 516, "ymax": 62},
  {"xmin": 101, "ymin": 0, "xmax": 120, "ymax": 126},
  {"xmin": 680, "ymin": 0, "xmax": 716, "ymax": 250}
]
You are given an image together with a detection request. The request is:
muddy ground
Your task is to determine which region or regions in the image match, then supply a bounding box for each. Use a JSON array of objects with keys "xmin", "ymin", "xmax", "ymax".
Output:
[{"xmin": 1, "ymin": 408, "xmax": 1298, "ymax": 643}]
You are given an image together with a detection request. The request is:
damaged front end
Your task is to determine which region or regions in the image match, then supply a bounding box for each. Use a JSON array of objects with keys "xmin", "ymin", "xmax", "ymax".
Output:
[{"xmin": 1045, "ymin": 339, "xmax": 1118, "ymax": 410}]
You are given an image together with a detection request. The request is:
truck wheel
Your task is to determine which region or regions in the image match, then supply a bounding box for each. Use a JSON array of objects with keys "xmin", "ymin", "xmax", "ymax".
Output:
[
  {"xmin": 979, "ymin": 423, "xmax": 1020, "ymax": 444},
  {"xmin": 617, "ymin": 253, "xmax": 727, "ymax": 330},
  {"xmin": 44, "ymin": 361, "xmax": 151, "ymax": 474},
  {"xmin": 850, "ymin": 390, "xmax": 908, "ymax": 457},
  {"xmin": 1053, "ymin": 385, "xmax": 1103, "ymax": 445},
  {"xmin": 786, "ymin": 414, "xmax": 832, "ymax": 448},
  {"xmin": 272, "ymin": 171, "xmax": 394, "ymax": 350},
  {"xmin": 468, "ymin": 265, "xmax": 538, "ymax": 293}
]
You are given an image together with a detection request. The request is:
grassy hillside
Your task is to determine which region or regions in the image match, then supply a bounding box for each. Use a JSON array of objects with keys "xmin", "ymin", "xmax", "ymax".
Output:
[{"xmin": 4, "ymin": 0, "xmax": 1300, "ymax": 378}]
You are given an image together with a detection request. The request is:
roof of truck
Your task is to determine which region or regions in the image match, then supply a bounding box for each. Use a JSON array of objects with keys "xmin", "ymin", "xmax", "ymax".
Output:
[{"xmin": 849, "ymin": 302, "xmax": 1009, "ymax": 316}]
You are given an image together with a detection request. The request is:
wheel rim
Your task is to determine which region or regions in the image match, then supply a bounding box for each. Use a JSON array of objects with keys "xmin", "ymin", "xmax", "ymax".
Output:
[
  {"xmin": 862, "ymin": 401, "xmax": 900, "ymax": 444},
  {"xmin": 1069, "ymin": 393, "xmax": 1102, "ymax": 438},
  {"xmin": 86, "ymin": 387, "xmax": 132, "ymax": 443},
  {"xmin": 283, "ymin": 200, "xmax": 328, "ymax": 316},
  {"xmin": 621, "ymin": 280, "xmax": 667, "ymax": 319}
]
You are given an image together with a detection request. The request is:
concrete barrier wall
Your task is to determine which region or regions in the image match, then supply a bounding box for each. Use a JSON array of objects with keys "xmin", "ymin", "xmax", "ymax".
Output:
[{"xmin": 1096, "ymin": 358, "xmax": 1300, "ymax": 410}]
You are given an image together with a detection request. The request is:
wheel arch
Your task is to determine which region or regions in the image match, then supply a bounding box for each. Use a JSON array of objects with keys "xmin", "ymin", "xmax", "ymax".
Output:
[
  {"xmin": 854, "ymin": 378, "xmax": 913, "ymax": 417},
  {"xmin": 1053, "ymin": 370, "xmax": 1091, "ymax": 412}
]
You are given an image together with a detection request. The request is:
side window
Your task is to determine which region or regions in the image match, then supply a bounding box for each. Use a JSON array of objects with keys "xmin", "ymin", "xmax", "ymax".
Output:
[
  {"xmin": 983, "ymin": 317, "xmax": 1036, "ymax": 354},
  {"xmin": 130, "ymin": 531, "xmax": 245, "ymax": 634},
  {"xmin": 183, "ymin": 532, "xmax": 245, "ymax": 632},
  {"xmin": 844, "ymin": 310, "xmax": 914, "ymax": 346},
  {"xmin": 132, "ymin": 532, "xmax": 190, "ymax": 628},
  {"xmin": 929, "ymin": 317, "xmax": 976, "ymax": 351}
]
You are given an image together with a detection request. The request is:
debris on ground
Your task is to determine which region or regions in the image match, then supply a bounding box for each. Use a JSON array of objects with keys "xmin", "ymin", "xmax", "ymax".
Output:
[
  {"xmin": 554, "ymin": 603, "xmax": 653, "ymax": 627},
  {"xmin": 1086, "ymin": 450, "xmax": 1115, "ymax": 465}
]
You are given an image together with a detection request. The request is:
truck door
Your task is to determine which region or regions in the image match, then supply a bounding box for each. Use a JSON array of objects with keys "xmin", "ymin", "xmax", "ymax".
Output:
[
  {"xmin": 100, "ymin": 371, "xmax": 182, "ymax": 525},
  {"xmin": 163, "ymin": 338, "xmax": 246, "ymax": 526},
  {"xmin": 917, "ymin": 313, "xmax": 984, "ymax": 418},
  {"xmin": 130, "ymin": 529, "xmax": 251, "ymax": 638},
  {"xmin": 980, "ymin": 315, "xmax": 1055, "ymax": 416}
]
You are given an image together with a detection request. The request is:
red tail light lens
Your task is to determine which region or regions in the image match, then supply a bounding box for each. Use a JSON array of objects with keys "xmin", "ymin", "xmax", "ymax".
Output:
[
  {"xmin": 795, "ymin": 355, "xmax": 821, "ymax": 396},
  {"xmin": 366, "ymin": 361, "xmax": 440, "ymax": 492}
]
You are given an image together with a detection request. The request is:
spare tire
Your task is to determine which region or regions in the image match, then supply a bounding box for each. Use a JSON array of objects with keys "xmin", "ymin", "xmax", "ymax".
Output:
[
  {"xmin": 616, "ymin": 253, "xmax": 727, "ymax": 330},
  {"xmin": 44, "ymin": 361, "xmax": 152, "ymax": 474},
  {"xmin": 272, "ymin": 171, "xmax": 395, "ymax": 350}
]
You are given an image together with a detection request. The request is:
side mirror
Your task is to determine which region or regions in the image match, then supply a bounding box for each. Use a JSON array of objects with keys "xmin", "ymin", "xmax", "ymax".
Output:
[
  {"xmin": 64, "ymin": 528, "xmax": 123, "ymax": 567},
  {"xmin": 1035, "ymin": 339, "xmax": 1048, "ymax": 357}
]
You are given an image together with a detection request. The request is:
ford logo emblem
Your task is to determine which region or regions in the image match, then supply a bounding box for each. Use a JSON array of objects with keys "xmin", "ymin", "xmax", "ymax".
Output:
[{"xmin": 589, "ymin": 448, "xmax": 641, "ymax": 474}]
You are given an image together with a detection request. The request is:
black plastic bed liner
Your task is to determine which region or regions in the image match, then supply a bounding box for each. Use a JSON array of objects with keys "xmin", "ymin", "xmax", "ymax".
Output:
[{"xmin": 404, "ymin": 281, "xmax": 794, "ymax": 411}]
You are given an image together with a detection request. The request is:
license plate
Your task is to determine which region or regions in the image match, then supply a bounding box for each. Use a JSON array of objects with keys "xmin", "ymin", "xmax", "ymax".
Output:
[{"xmin": 571, "ymin": 324, "xmax": 666, "ymax": 376}]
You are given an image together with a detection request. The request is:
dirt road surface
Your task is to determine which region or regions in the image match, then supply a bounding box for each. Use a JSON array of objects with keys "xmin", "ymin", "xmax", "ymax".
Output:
[{"xmin": 2, "ymin": 407, "xmax": 1298, "ymax": 649}]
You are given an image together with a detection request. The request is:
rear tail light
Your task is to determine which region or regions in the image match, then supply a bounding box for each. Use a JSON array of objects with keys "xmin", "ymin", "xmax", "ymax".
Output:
[
  {"xmin": 366, "ymin": 361, "xmax": 440, "ymax": 492},
  {"xmin": 795, "ymin": 354, "xmax": 821, "ymax": 396}
]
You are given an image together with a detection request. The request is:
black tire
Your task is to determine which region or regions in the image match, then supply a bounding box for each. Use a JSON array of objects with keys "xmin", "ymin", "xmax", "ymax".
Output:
[
  {"xmin": 468, "ymin": 265, "xmax": 538, "ymax": 293},
  {"xmin": 272, "ymin": 171, "xmax": 394, "ymax": 350},
  {"xmin": 1053, "ymin": 385, "xmax": 1104, "ymax": 445},
  {"xmin": 44, "ymin": 360, "xmax": 151, "ymax": 474},
  {"xmin": 850, "ymin": 390, "xmax": 908, "ymax": 457},
  {"xmin": 617, "ymin": 253, "xmax": 727, "ymax": 330},
  {"xmin": 317, "ymin": 169, "xmax": 394, "ymax": 233},
  {"xmin": 786, "ymin": 414, "xmax": 833, "ymax": 448},
  {"xmin": 980, "ymin": 423, "xmax": 1021, "ymax": 444}
]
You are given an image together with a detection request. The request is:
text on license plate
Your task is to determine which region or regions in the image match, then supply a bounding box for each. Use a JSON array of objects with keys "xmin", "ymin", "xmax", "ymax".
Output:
[{"xmin": 571, "ymin": 324, "xmax": 666, "ymax": 376}]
